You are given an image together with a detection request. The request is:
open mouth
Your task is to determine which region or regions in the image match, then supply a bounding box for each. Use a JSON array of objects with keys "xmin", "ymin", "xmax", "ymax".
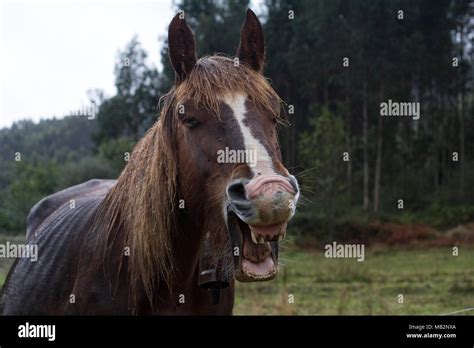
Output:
[{"xmin": 227, "ymin": 212, "xmax": 286, "ymax": 282}]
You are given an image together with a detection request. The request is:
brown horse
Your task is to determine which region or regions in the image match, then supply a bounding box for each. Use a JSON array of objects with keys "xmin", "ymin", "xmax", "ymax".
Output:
[{"xmin": 1, "ymin": 9, "xmax": 299, "ymax": 315}]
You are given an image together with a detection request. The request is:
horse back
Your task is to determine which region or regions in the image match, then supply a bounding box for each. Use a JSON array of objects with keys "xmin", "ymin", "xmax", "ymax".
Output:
[
  {"xmin": 26, "ymin": 179, "xmax": 116, "ymax": 240},
  {"xmin": 1, "ymin": 179, "xmax": 116, "ymax": 315}
]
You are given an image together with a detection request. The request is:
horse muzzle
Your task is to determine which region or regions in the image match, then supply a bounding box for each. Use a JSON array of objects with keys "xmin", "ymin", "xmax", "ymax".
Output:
[{"xmin": 225, "ymin": 174, "xmax": 299, "ymax": 282}]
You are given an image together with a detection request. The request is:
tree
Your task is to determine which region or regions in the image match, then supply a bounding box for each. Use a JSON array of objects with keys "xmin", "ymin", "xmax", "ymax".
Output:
[
  {"xmin": 95, "ymin": 37, "xmax": 162, "ymax": 143},
  {"xmin": 0, "ymin": 162, "xmax": 59, "ymax": 234},
  {"xmin": 299, "ymin": 107, "xmax": 347, "ymax": 235}
]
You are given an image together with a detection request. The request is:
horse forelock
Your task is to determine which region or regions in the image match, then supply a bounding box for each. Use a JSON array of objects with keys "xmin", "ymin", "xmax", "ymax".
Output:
[{"xmin": 173, "ymin": 55, "xmax": 282, "ymax": 119}]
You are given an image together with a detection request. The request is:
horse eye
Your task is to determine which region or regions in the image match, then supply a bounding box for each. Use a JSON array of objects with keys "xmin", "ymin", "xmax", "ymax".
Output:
[
  {"xmin": 183, "ymin": 117, "xmax": 200, "ymax": 129},
  {"xmin": 272, "ymin": 117, "xmax": 277, "ymax": 124}
]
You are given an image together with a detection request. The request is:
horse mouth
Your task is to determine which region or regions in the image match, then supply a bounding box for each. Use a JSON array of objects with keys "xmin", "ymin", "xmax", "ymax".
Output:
[{"xmin": 227, "ymin": 212, "xmax": 284, "ymax": 282}]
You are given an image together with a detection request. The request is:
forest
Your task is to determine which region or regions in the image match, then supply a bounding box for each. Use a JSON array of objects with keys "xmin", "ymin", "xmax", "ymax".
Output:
[{"xmin": 1, "ymin": 0, "xmax": 473, "ymax": 247}]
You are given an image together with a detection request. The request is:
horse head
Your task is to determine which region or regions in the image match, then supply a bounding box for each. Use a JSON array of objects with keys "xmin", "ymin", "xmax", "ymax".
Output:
[{"xmin": 164, "ymin": 9, "xmax": 300, "ymax": 284}]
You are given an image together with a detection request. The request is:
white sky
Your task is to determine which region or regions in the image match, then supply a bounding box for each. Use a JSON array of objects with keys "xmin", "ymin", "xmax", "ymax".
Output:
[
  {"xmin": 0, "ymin": 0, "xmax": 264, "ymax": 129},
  {"xmin": 0, "ymin": 0, "xmax": 176, "ymax": 128}
]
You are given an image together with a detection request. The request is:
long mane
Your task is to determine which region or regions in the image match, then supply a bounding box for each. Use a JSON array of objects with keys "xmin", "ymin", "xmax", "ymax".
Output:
[{"xmin": 90, "ymin": 56, "xmax": 281, "ymax": 312}]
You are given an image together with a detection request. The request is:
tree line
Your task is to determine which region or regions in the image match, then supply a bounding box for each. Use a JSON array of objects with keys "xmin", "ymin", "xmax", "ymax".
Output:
[{"xmin": 0, "ymin": 0, "xmax": 473, "ymax": 237}]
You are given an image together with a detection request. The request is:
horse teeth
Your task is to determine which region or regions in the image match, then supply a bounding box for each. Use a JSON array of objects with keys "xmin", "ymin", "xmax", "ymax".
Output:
[
  {"xmin": 251, "ymin": 231, "xmax": 258, "ymax": 244},
  {"xmin": 258, "ymin": 236, "xmax": 265, "ymax": 244},
  {"xmin": 278, "ymin": 235, "xmax": 283, "ymax": 241}
]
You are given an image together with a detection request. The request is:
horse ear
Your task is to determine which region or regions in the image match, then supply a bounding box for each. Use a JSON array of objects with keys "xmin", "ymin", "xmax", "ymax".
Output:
[
  {"xmin": 168, "ymin": 13, "xmax": 197, "ymax": 84},
  {"xmin": 236, "ymin": 9, "xmax": 265, "ymax": 73}
]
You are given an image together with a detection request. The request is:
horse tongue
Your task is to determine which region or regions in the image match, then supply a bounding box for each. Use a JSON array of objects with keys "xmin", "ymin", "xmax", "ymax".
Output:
[
  {"xmin": 242, "ymin": 256, "xmax": 275, "ymax": 278},
  {"xmin": 241, "ymin": 227, "xmax": 275, "ymax": 277}
]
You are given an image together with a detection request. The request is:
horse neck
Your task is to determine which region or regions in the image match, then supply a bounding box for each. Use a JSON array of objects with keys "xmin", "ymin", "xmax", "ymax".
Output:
[
  {"xmin": 169, "ymin": 214, "xmax": 206, "ymax": 291},
  {"xmin": 153, "ymin": 215, "xmax": 236, "ymax": 315}
]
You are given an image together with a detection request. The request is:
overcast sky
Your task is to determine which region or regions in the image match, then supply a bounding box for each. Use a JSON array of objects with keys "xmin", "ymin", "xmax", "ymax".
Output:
[{"xmin": 0, "ymin": 0, "xmax": 263, "ymax": 129}]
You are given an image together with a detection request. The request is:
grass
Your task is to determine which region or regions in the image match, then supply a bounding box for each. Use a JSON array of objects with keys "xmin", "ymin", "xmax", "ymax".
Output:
[
  {"xmin": 0, "ymin": 234, "xmax": 472, "ymax": 315},
  {"xmin": 234, "ymin": 245, "xmax": 474, "ymax": 315}
]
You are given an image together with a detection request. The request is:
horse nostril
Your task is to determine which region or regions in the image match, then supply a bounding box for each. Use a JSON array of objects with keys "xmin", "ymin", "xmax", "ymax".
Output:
[
  {"xmin": 288, "ymin": 175, "xmax": 300, "ymax": 194},
  {"xmin": 227, "ymin": 179, "xmax": 249, "ymax": 203}
]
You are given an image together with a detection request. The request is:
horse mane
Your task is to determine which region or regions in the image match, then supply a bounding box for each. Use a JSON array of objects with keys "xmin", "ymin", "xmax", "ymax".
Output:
[
  {"xmin": 90, "ymin": 55, "xmax": 282, "ymax": 312},
  {"xmin": 174, "ymin": 56, "xmax": 282, "ymax": 117}
]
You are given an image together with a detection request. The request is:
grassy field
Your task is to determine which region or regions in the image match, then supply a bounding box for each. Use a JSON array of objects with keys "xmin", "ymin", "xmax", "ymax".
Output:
[
  {"xmin": 0, "ymin": 234, "xmax": 473, "ymax": 315},
  {"xmin": 234, "ymin": 245, "xmax": 474, "ymax": 315}
]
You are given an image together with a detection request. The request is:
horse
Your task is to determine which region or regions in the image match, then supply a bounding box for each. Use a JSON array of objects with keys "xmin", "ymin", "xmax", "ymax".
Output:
[{"xmin": 0, "ymin": 9, "xmax": 299, "ymax": 315}]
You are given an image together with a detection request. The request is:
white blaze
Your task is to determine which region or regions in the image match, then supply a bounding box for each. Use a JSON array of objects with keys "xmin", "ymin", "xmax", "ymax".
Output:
[{"xmin": 223, "ymin": 93, "xmax": 274, "ymax": 176}]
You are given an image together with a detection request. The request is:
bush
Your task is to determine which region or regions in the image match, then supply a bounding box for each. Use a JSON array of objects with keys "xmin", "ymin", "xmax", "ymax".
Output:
[{"xmin": 97, "ymin": 137, "xmax": 135, "ymax": 175}]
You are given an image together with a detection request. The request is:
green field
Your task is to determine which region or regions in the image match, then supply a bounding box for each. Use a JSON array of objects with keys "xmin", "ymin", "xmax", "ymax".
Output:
[
  {"xmin": 234, "ymin": 245, "xmax": 474, "ymax": 315},
  {"xmin": 1, "ymin": 237, "xmax": 473, "ymax": 315}
]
